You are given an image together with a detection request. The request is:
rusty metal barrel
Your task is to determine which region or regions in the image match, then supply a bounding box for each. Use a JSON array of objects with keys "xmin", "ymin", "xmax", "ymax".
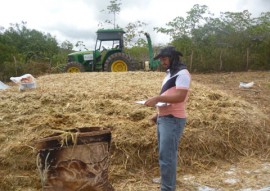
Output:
[{"xmin": 35, "ymin": 127, "xmax": 114, "ymax": 191}]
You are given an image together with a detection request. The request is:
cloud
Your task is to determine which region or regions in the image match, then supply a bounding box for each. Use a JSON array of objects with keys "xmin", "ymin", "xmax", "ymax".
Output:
[
  {"xmin": 236, "ymin": 0, "xmax": 270, "ymax": 16},
  {"xmin": 1, "ymin": 0, "xmax": 269, "ymax": 50}
]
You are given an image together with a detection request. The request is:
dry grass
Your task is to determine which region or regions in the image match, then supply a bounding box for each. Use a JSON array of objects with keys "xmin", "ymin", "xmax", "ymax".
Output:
[{"xmin": 0, "ymin": 71, "xmax": 269, "ymax": 191}]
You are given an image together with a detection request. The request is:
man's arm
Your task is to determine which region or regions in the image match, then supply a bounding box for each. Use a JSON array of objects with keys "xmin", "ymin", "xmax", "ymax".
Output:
[{"xmin": 144, "ymin": 89, "xmax": 188, "ymax": 107}]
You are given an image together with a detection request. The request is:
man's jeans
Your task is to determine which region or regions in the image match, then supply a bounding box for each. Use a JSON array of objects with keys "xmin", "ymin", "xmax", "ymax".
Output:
[{"xmin": 157, "ymin": 115, "xmax": 186, "ymax": 191}]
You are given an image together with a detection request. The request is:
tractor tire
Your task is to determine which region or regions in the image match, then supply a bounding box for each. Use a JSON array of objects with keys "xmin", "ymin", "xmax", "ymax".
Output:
[
  {"xmin": 65, "ymin": 62, "xmax": 85, "ymax": 73},
  {"xmin": 104, "ymin": 52, "xmax": 133, "ymax": 72}
]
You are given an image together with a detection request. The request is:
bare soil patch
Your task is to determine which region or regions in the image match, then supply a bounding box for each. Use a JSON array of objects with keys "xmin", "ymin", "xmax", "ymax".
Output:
[{"xmin": 192, "ymin": 71, "xmax": 270, "ymax": 114}]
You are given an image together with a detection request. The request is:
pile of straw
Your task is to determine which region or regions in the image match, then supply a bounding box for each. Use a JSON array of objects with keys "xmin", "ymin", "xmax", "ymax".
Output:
[{"xmin": 0, "ymin": 72, "xmax": 268, "ymax": 190}]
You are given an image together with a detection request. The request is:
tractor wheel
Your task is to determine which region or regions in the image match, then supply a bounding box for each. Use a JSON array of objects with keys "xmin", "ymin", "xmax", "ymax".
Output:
[
  {"xmin": 104, "ymin": 52, "xmax": 133, "ymax": 72},
  {"xmin": 65, "ymin": 62, "xmax": 85, "ymax": 73}
]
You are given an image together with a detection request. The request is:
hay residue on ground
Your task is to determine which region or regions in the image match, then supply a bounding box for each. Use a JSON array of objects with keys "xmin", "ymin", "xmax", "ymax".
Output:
[{"xmin": 0, "ymin": 71, "xmax": 269, "ymax": 191}]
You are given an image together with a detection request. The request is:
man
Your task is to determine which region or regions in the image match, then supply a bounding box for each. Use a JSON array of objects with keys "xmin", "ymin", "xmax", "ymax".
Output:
[{"xmin": 144, "ymin": 45, "xmax": 191, "ymax": 191}]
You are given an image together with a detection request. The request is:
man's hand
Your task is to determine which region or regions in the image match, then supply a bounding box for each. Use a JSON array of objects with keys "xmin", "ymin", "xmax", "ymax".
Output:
[
  {"xmin": 144, "ymin": 96, "xmax": 159, "ymax": 107},
  {"xmin": 149, "ymin": 113, "xmax": 158, "ymax": 124}
]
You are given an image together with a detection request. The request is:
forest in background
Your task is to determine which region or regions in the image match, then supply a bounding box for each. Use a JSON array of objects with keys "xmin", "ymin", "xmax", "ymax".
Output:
[{"xmin": 0, "ymin": 4, "xmax": 270, "ymax": 81}]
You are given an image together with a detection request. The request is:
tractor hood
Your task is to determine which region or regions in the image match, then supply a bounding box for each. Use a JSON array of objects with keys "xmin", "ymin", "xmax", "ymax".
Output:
[
  {"xmin": 67, "ymin": 50, "xmax": 96, "ymax": 62},
  {"xmin": 68, "ymin": 50, "xmax": 94, "ymax": 56}
]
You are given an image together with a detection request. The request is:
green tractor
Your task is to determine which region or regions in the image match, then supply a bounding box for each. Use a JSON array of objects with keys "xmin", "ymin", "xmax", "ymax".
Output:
[{"xmin": 65, "ymin": 28, "xmax": 134, "ymax": 72}]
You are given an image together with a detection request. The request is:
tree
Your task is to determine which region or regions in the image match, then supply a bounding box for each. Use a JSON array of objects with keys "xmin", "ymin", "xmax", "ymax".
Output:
[
  {"xmin": 2, "ymin": 22, "xmax": 59, "ymax": 63},
  {"xmin": 75, "ymin": 41, "xmax": 87, "ymax": 51},
  {"xmin": 61, "ymin": 40, "xmax": 73, "ymax": 50},
  {"xmin": 154, "ymin": 4, "xmax": 270, "ymax": 71},
  {"xmin": 124, "ymin": 21, "xmax": 147, "ymax": 47},
  {"xmin": 155, "ymin": 4, "xmax": 211, "ymax": 71},
  {"xmin": 0, "ymin": 22, "xmax": 61, "ymax": 80},
  {"xmin": 99, "ymin": 1, "xmax": 148, "ymax": 48},
  {"xmin": 248, "ymin": 12, "xmax": 270, "ymax": 69},
  {"xmin": 101, "ymin": 0, "xmax": 122, "ymax": 29}
]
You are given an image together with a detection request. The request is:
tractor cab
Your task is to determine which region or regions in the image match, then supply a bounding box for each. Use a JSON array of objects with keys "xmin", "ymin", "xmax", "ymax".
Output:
[
  {"xmin": 95, "ymin": 28, "xmax": 124, "ymax": 51},
  {"xmin": 65, "ymin": 28, "xmax": 133, "ymax": 73},
  {"xmin": 94, "ymin": 29, "xmax": 125, "ymax": 71}
]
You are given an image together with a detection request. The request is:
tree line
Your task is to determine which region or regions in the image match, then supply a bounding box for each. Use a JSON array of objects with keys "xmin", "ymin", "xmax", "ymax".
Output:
[
  {"xmin": 0, "ymin": 22, "xmax": 72, "ymax": 81},
  {"xmin": 155, "ymin": 4, "xmax": 270, "ymax": 72},
  {"xmin": 0, "ymin": 4, "xmax": 269, "ymax": 81}
]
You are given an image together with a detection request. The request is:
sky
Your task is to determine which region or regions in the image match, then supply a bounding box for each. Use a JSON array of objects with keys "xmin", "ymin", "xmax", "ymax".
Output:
[{"xmin": 0, "ymin": 0, "xmax": 269, "ymax": 50}]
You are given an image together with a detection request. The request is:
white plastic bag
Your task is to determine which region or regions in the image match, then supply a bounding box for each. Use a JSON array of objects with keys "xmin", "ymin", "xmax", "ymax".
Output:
[
  {"xmin": 239, "ymin": 81, "xmax": 254, "ymax": 88},
  {"xmin": 10, "ymin": 74, "xmax": 37, "ymax": 91},
  {"xmin": 0, "ymin": 81, "xmax": 9, "ymax": 90}
]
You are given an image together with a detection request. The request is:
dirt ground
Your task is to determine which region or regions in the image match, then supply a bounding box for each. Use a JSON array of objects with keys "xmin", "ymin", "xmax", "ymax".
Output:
[{"xmin": 192, "ymin": 71, "xmax": 270, "ymax": 114}]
